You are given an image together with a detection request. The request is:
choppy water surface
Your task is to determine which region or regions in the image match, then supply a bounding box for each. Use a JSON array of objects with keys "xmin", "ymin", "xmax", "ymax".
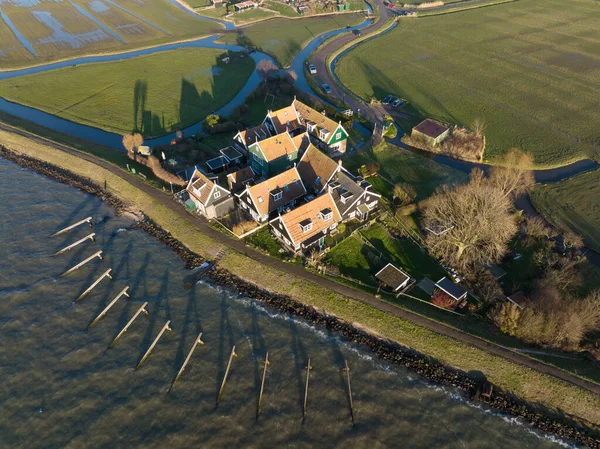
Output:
[{"xmin": 0, "ymin": 158, "xmax": 577, "ymax": 448}]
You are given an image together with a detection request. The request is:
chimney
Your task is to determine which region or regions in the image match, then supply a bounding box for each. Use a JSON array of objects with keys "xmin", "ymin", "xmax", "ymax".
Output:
[{"xmin": 338, "ymin": 159, "xmax": 343, "ymax": 167}]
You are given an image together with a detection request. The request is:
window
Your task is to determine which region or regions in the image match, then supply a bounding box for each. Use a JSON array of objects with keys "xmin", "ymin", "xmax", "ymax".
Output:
[
  {"xmin": 336, "ymin": 132, "xmax": 342, "ymax": 140},
  {"xmin": 320, "ymin": 208, "xmax": 332, "ymax": 221},
  {"xmin": 214, "ymin": 190, "xmax": 221, "ymax": 199},
  {"xmin": 314, "ymin": 176, "xmax": 321, "ymax": 186},
  {"xmin": 319, "ymin": 129, "xmax": 329, "ymax": 140},
  {"xmin": 273, "ymin": 192, "xmax": 282, "ymax": 201},
  {"xmin": 258, "ymin": 196, "xmax": 264, "ymax": 203},
  {"xmin": 299, "ymin": 219, "xmax": 312, "ymax": 233}
]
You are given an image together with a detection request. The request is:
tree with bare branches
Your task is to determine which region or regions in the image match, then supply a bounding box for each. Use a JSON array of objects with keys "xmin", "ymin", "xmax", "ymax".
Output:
[
  {"xmin": 423, "ymin": 169, "xmax": 518, "ymax": 270},
  {"xmin": 472, "ymin": 118, "xmax": 486, "ymax": 138},
  {"xmin": 488, "ymin": 148, "xmax": 535, "ymax": 199},
  {"xmin": 257, "ymin": 59, "xmax": 278, "ymax": 81},
  {"xmin": 122, "ymin": 133, "xmax": 143, "ymax": 160},
  {"xmin": 563, "ymin": 230, "xmax": 584, "ymax": 251}
]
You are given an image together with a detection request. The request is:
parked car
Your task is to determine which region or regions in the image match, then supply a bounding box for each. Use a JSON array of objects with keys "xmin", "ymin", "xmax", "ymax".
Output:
[
  {"xmin": 382, "ymin": 95, "xmax": 394, "ymax": 105},
  {"xmin": 322, "ymin": 83, "xmax": 333, "ymax": 94},
  {"xmin": 352, "ymin": 29, "xmax": 363, "ymax": 37},
  {"xmin": 308, "ymin": 64, "xmax": 317, "ymax": 75},
  {"xmin": 391, "ymin": 98, "xmax": 404, "ymax": 108}
]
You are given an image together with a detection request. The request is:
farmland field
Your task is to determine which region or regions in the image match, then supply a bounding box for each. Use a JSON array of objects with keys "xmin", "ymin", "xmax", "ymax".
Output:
[
  {"xmin": 531, "ymin": 170, "xmax": 600, "ymax": 253},
  {"xmin": 218, "ymin": 13, "xmax": 364, "ymax": 67},
  {"xmin": 0, "ymin": 48, "xmax": 255, "ymax": 137},
  {"xmin": 335, "ymin": 0, "xmax": 600, "ymax": 167},
  {"xmin": 0, "ymin": 0, "xmax": 220, "ymax": 69}
]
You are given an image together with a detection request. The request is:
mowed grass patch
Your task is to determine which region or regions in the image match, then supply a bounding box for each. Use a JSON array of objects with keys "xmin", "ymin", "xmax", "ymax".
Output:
[
  {"xmin": 531, "ymin": 170, "xmax": 600, "ymax": 253},
  {"xmin": 344, "ymin": 142, "xmax": 468, "ymax": 200},
  {"xmin": 3, "ymin": 129, "xmax": 600, "ymax": 426},
  {"xmin": 218, "ymin": 14, "xmax": 364, "ymax": 66},
  {"xmin": 0, "ymin": 0, "xmax": 220, "ymax": 69},
  {"xmin": 0, "ymin": 48, "xmax": 255, "ymax": 137},
  {"xmin": 336, "ymin": 0, "xmax": 600, "ymax": 167}
]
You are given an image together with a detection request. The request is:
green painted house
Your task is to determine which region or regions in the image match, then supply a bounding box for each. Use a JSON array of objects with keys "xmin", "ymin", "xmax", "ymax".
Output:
[{"xmin": 248, "ymin": 131, "xmax": 299, "ymax": 179}]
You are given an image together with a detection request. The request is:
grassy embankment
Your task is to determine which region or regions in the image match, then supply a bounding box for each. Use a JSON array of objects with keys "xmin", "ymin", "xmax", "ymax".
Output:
[
  {"xmin": 0, "ymin": 48, "xmax": 255, "ymax": 138},
  {"xmin": 335, "ymin": 0, "xmax": 600, "ymax": 167},
  {"xmin": 2, "ymin": 129, "xmax": 600, "ymax": 429},
  {"xmin": 531, "ymin": 170, "xmax": 600, "ymax": 254},
  {"xmin": 0, "ymin": 0, "xmax": 221, "ymax": 70},
  {"xmin": 218, "ymin": 14, "xmax": 365, "ymax": 67}
]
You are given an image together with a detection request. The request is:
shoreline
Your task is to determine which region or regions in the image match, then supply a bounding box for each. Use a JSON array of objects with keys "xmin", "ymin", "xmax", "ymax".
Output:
[{"xmin": 1, "ymin": 146, "xmax": 599, "ymax": 448}]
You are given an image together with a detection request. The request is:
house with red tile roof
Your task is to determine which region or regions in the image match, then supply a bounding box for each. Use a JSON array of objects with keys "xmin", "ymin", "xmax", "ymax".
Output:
[
  {"xmin": 236, "ymin": 167, "xmax": 306, "ymax": 223},
  {"xmin": 185, "ymin": 168, "xmax": 234, "ymax": 219},
  {"xmin": 247, "ymin": 131, "xmax": 300, "ymax": 178},
  {"xmin": 411, "ymin": 119, "xmax": 449, "ymax": 147},
  {"xmin": 269, "ymin": 192, "xmax": 341, "ymax": 253}
]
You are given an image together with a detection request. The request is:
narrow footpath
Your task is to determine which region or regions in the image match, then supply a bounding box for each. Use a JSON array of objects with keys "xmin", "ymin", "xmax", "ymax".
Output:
[{"xmin": 2, "ymin": 120, "xmax": 600, "ymax": 398}]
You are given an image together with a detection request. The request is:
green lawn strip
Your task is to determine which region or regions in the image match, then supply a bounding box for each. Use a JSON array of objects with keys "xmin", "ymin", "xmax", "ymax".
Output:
[
  {"xmin": 335, "ymin": 0, "xmax": 600, "ymax": 167},
  {"xmin": 531, "ymin": 170, "xmax": 600, "ymax": 254},
  {"xmin": 245, "ymin": 226, "xmax": 287, "ymax": 259},
  {"xmin": 218, "ymin": 14, "xmax": 365, "ymax": 67},
  {"xmin": 416, "ymin": 0, "xmax": 516, "ymax": 17},
  {"xmin": 263, "ymin": 1, "xmax": 300, "ymax": 17},
  {"xmin": 0, "ymin": 48, "xmax": 255, "ymax": 138},
  {"xmin": 3, "ymin": 128, "xmax": 600, "ymax": 425},
  {"xmin": 231, "ymin": 8, "xmax": 279, "ymax": 24}
]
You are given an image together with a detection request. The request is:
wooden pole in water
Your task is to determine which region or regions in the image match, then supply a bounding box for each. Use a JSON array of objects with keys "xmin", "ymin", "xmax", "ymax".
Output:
[
  {"xmin": 168, "ymin": 331, "xmax": 205, "ymax": 393},
  {"xmin": 256, "ymin": 352, "xmax": 270, "ymax": 420},
  {"xmin": 51, "ymin": 216, "xmax": 92, "ymax": 237},
  {"xmin": 76, "ymin": 268, "xmax": 112, "ymax": 302},
  {"xmin": 52, "ymin": 233, "xmax": 96, "ymax": 256},
  {"xmin": 136, "ymin": 320, "xmax": 172, "ymax": 370},
  {"xmin": 88, "ymin": 286, "xmax": 129, "ymax": 328},
  {"xmin": 344, "ymin": 360, "xmax": 355, "ymax": 424},
  {"xmin": 60, "ymin": 251, "xmax": 103, "ymax": 277},
  {"xmin": 303, "ymin": 359, "xmax": 312, "ymax": 420},
  {"xmin": 216, "ymin": 345, "xmax": 237, "ymax": 406},
  {"xmin": 108, "ymin": 301, "xmax": 149, "ymax": 348}
]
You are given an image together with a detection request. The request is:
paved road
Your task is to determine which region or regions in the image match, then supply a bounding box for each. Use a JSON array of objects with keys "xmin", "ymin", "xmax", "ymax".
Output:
[
  {"xmin": 309, "ymin": 0, "xmax": 394, "ymax": 127},
  {"xmin": 2, "ymin": 121, "xmax": 600, "ymax": 398}
]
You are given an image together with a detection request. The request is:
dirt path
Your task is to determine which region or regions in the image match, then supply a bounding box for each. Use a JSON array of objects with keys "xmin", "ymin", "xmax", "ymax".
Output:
[{"xmin": 2, "ymin": 120, "xmax": 600, "ymax": 398}]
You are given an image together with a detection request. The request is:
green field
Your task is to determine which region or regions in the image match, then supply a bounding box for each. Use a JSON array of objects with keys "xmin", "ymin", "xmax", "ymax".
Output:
[
  {"xmin": 336, "ymin": 0, "xmax": 600, "ymax": 167},
  {"xmin": 0, "ymin": 0, "xmax": 220, "ymax": 69},
  {"xmin": 531, "ymin": 170, "xmax": 600, "ymax": 253},
  {"xmin": 344, "ymin": 141, "xmax": 469, "ymax": 200},
  {"xmin": 218, "ymin": 14, "xmax": 364, "ymax": 67},
  {"xmin": 0, "ymin": 48, "xmax": 254, "ymax": 137}
]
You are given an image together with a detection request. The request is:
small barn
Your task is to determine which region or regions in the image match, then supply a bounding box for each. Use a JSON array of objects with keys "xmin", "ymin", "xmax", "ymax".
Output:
[
  {"xmin": 432, "ymin": 277, "xmax": 467, "ymax": 310},
  {"xmin": 234, "ymin": 1, "xmax": 256, "ymax": 11},
  {"xmin": 411, "ymin": 119, "xmax": 449, "ymax": 147},
  {"xmin": 376, "ymin": 263, "xmax": 410, "ymax": 293}
]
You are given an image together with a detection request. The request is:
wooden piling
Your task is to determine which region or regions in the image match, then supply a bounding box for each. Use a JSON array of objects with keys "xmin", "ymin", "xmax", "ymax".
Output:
[
  {"xmin": 51, "ymin": 216, "xmax": 92, "ymax": 237},
  {"xmin": 216, "ymin": 345, "xmax": 237, "ymax": 406},
  {"xmin": 108, "ymin": 302, "xmax": 149, "ymax": 348},
  {"xmin": 168, "ymin": 331, "xmax": 205, "ymax": 393},
  {"xmin": 344, "ymin": 360, "xmax": 355, "ymax": 424},
  {"xmin": 88, "ymin": 286, "xmax": 129, "ymax": 328},
  {"xmin": 76, "ymin": 268, "xmax": 112, "ymax": 302},
  {"xmin": 136, "ymin": 320, "xmax": 172, "ymax": 370},
  {"xmin": 256, "ymin": 352, "xmax": 270, "ymax": 420},
  {"xmin": 303, "ymin": 359, "xmax": 312, "ymax": 419},
  {"xmin": 60, "ymin": 250, "xmax": 103, "ymax": 277},
  {"xmin": 53, "ymin": 233, "xmax": 96, "ymax": 256}
]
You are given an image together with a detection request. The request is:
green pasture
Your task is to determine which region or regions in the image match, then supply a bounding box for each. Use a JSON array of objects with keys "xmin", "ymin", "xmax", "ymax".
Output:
[
  {"xmin": 336, "ymin": 0, "xmax": 600, "ymax": 167},
  {"xmin": 531, "ymin": 169, "xmax": 600, "ymax": 253},
  {"xmin": 0, "ymin": 0, "xmax": 220, "ymax": 69},
  {"xmin": 218, "ymin": 14, "xmax": 364, "ymax": 66},
  {"xmin": 0, "ymin": 48, "xmax": 254, "ymax": 137}
]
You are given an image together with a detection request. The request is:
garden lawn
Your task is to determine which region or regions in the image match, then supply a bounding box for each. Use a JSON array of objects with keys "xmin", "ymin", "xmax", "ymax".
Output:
[
  {"xmin": 344, "ymin": 141, "xmax": 468, "ymax": 200},
  {"xmin": 231, "ymin": 8, "xmax": 278, "ymax": 24},
  {"xmin": 531, "ymin": 169, "xmax": 600, "ymax": 253},
  {"xmin": 263, "ymin": 1, "xmax": 300, "ymax": 17},
  {"xmin": 336, "ymin": 0, "xmax": 600, "ymax": 167},
  {"xmin": 218, "ymin": 14, "xmax": 364, "ymax": 66},
  {"xmin": 0, "ymin": 48, "xmax": 255, "ymax": 138}
]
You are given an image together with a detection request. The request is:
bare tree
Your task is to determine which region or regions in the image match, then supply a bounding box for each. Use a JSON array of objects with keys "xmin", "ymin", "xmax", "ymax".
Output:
[
  {"xmin": 563, "ymin": 230, "xmax": 584, "ymax": 251},
  {"xmin": 287, "ymin": 69, "xmax": 298, "ymax": 84},
  {"xmin": 393, "ymin": 183, "xmax": 416, "ymax": 206},
  {"xmin": 523, "ymin": 215, "xmax": 552, "ymax": 240},
  {"xmin": 257, "ymin": 59, "xmax": 278, "ymax": 81},
  {"xmin": 122, "ymin": 132, "xmax": 143, "ymax": 157},
  {"xmin": 488, "ymin": 148, "xmax": 535, "ymax": 199},
  {"xmin": 472, "ymin": 118, "xmax": 486, "ymax": 138},
  {"xmin": 423, "ymin": 169, "xmax": 518, "ymax": 270}
]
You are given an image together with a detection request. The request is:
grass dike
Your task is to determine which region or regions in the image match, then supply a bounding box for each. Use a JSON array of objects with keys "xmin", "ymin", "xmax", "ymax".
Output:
[{"xmin": 1, "ymin": 131, "xmax": 600, "ymax": 446}]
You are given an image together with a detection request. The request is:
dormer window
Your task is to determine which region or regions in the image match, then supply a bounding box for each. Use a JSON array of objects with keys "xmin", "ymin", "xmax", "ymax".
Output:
[
  {"xmin": 320, "ymin": 208, "xmax": 332, "ymax": 221},
  {"xmin": 319, "ymin": 129, "xmax": 330, "ymax": 141},
  {"xmin": 214, "ymin": 190, "xmax": 221, "ymax": 199},
  {"xmin": 299, "ymin": 219, "xmax": 312, "ymax": 233},
  {"xmin": 307, "ymin": 122, "xmax": 317, "ymax": 133},
  {"xmin": 340, "ymin": 190, "xmax": 353, "ymax": 204},
  {"xmin": 270, "ymin": 188, "xmax": 283, "ymax": 201}
]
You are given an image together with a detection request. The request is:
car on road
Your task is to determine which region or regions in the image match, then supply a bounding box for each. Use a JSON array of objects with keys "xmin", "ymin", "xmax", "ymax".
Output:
[
  {"xmin": 352, "ymin": 29, "xmax": 363, "ymax": 37},
  {"xmin": 382, "ymin": 95, "xmax": 394, "ymax": 105},
  {"xmin": 391, "ymin": 98, "xmax": 404, "ymax": 108},
  {"xmin": 308, "ymin": 64, "xmax": 317, "ymax": 75},
  {"xmin": 322, "ymin": 83, "xmax": 333, "ymax": 94}
]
